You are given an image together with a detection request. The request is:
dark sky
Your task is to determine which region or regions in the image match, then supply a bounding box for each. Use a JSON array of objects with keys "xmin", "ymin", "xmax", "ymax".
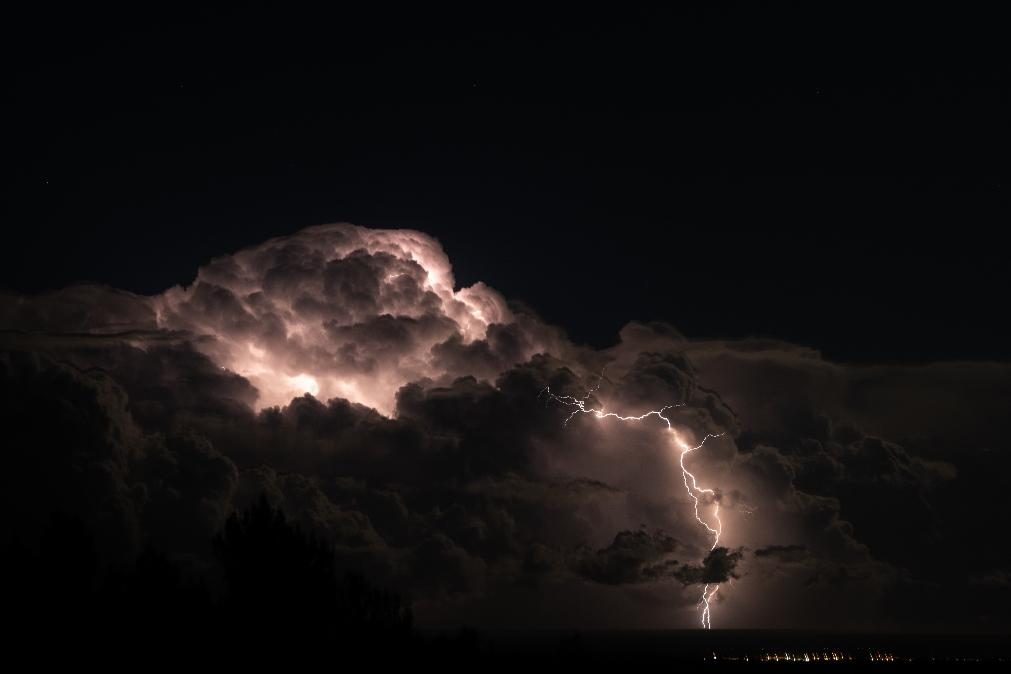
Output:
[{"xmin": 4, "ymin": 5, "xmax": 1009, "ymax": 362}]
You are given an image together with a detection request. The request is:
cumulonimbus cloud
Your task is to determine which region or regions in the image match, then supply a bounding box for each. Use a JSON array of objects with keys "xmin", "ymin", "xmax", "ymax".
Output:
[{"xmin": 1, "ymin": 223, "xmax": 1008, "ymax": 630}]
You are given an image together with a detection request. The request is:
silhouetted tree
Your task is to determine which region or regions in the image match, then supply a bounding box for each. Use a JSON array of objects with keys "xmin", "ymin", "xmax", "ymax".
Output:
[
  {"xmin": 4, "ymin": 501, "xmax": 414, "ymax": 661},
  {"xmin": 213, "ymin": 494, "xmax": 412, "ymax": 651}
]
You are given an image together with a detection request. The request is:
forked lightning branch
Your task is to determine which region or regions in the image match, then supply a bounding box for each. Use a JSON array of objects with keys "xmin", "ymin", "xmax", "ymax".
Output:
[{"xmin": 541, "ymin": 378, "xmax": 725, "ymax": 629}]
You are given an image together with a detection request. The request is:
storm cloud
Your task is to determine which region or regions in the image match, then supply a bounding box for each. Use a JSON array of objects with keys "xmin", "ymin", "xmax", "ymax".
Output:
[{"xmin": 1, "ymin": 223, "xmax": 1009, "ymax": 630}]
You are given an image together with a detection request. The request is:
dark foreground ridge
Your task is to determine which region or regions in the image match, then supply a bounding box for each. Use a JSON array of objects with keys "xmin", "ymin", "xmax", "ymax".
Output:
[{"xmin": 5, "ymin": 503, "xmax": 1008, "ymax": 667}]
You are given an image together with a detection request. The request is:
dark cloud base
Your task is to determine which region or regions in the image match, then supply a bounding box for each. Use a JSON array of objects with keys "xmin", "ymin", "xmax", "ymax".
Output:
[{"xmin": 2, "ymin": 224, "xmax": 1009, "ymax": 637}]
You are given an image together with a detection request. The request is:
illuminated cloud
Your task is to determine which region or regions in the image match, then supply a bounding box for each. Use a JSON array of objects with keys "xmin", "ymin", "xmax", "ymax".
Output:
[{"xmin": 152, "ymin": 223, "xmax": 563, "ymax": 414}]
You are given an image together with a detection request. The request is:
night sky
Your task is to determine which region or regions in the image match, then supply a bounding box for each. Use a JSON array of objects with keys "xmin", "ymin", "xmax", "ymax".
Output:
[
  {"xmin": 6, "ymin": 5, "xmax": 1010, "ymax": 361},
  {"xmin": 2, "ymin": 4, "xmax": 1010, "ymax": 658}
]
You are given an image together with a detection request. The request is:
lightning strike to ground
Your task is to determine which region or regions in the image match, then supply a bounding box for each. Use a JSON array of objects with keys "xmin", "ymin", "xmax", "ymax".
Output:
[{"xmin": 541, "ymin": 378, "xmax": 725, "ymax": 629}]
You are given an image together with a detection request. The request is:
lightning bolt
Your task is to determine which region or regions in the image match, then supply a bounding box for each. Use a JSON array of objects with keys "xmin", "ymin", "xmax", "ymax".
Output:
[
  {"xmin": 542, "ymin": 377, "xmax": 725, "ymax": 628},
  {"xmin": 700, "ymin": 583, "xmax": 719, "ymax": 630}
]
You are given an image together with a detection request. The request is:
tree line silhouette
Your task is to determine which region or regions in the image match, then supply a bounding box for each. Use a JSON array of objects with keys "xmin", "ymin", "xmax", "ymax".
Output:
[{"xmin": 4, "ymin": 496, "xmax": 433, "ymax": 662}]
